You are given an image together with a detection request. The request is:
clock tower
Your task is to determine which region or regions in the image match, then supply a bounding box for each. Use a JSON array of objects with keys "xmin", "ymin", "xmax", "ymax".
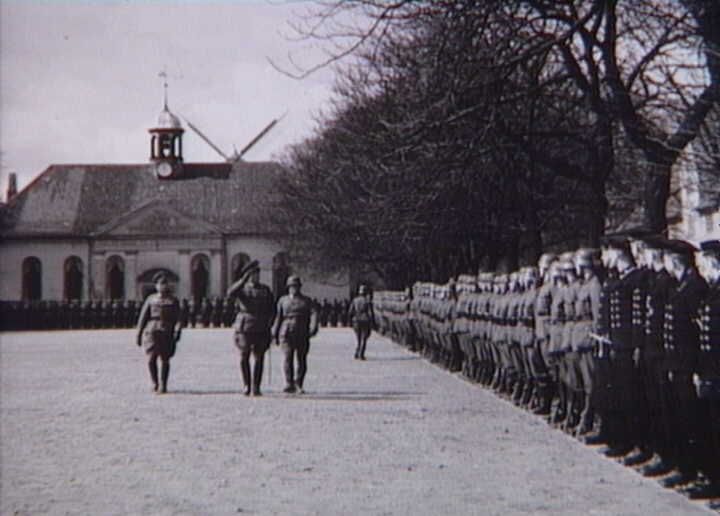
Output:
[{"xmin": 149, "ymin": 80, "xmax": 184, "ymax": 179}]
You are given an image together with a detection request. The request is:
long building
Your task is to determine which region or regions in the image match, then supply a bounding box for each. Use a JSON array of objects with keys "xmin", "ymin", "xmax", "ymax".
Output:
[{"xmin": 0, "ymin": 102, "xmax": 348, "ymax": 303}]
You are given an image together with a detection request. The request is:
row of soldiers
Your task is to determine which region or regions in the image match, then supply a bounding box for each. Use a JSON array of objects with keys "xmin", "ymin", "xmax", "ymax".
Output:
[
  {"xmin": 375, "ymin": 234, "xmax": 720, "ymax": 499},
  {"xmin": 0, "ymin": 296, "xmax": 352, "ymax": 332}
]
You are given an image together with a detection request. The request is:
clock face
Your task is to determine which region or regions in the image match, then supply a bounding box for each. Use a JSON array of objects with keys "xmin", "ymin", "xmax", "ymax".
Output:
[{"xmin": 156, "ymin": 162, "xmax": 173, "ymax": 178}]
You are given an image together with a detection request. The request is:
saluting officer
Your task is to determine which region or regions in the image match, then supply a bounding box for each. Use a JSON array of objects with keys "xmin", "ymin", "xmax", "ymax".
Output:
[{"xmin": 227, "ymin": 260, "xmax": 276, "ymax": 396}]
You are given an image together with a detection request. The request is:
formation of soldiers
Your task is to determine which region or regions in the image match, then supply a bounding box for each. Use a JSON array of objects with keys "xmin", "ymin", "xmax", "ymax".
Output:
[
  {"xmin": 0, "ymin": 296, "xmax": 352, "ymax": 332},
  {"xmin": 375, "ymin": 234, "xmax": 720, "ymax": 500}
]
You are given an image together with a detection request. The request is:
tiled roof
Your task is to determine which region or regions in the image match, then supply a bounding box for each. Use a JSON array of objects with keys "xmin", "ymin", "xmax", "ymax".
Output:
[{"xmin": 0, "ymin": 161, "xmax": 282, "ymax": 237}]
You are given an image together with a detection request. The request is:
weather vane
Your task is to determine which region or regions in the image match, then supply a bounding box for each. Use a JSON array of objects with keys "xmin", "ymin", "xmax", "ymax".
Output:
[{"xmin": 158, "ymin": 68, "xmax": 168, "ymax": 109}]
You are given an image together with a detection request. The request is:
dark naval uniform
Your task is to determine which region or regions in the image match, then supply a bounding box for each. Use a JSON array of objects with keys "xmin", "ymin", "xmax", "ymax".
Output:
[
  {"xmin": 696, "ymin": 276, "xmax": 720, "ymax": 486},
  {"xmin": 663, "ymin": 268, "xmax": 708, "ymax": 480}
]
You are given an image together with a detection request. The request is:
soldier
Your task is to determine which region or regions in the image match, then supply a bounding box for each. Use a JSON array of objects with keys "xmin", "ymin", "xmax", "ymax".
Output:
[
  {"xmin": 691, "ymin": 240, "xmax": 720, "ymax": 497},
  {"xmin": 548, "ymin": 255, "xmax": 579, "ymax": 427},
  {"xmin": 227, "ymin": 260, "xmax": 276, "ymax": 396},
  {"xmin": 571, "ymin": 248, "xmax": 602, "ymax": 436},
  {"xmin": 639, "ymin": 237, "xmax": 678, "ymax": 477},
  {"xmin": 660, "ymin": 239, "xmax": 708, "ymax": 489},
  {"xmin": 272, "ymin": 275, "xmax": 319, "ymax": 394},
  {"xmin": 348, "ymin": 284, "xmax": 376, "ymax": 360},
  {"xmin": 136, "ymin": 272, "xmax": 182, "ymax": 394},
  {"xmin": 533, "ymin": 255, "xmax": 556, "ymax": 414}
]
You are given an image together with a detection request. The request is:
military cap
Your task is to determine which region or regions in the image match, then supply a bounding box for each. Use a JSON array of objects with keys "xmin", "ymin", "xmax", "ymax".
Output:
[
  {"xmin": 152, "ymin": 271, "xmax": 169, "ymax": 283},
  {"xmin": 358, "ymin": 284, "xmax": 368, "ymax": 294},
  {"xmin": 662, "ymin": 239, "xmax": 697, "ymax": 257},
  {"xmin": 641, "ymin": 235, "xmax": 666, "ymax": 250},
  {"xmin": 699, "ymin": 240, "xmax": 720, "ymax": 254},
  {"xmin": 538, "ymin": 253, "xmax": 558, "ymax": 268},
  {"xmin": 601, "ymin": 234, "xmax": 632, "ymax": 256},
  {"xmin": 574, "ymin": 247, "xmax": 598, "ymax": 266},
  {"xmin": 286, "ymin": 275, "xmax": 302, "ymax": 287},
  {"xmin": 239, "ymin": 259, "xmax": 260, "ymax": 277}
]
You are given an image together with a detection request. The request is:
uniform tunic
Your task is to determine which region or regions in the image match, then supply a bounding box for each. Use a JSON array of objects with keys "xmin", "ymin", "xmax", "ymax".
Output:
[
  {"xmin": 232, "ymin": 282, "xmax": 275, "ymax": 352},
  {"xmin": 139, "ymin": 293, "xmax": 180, "ymax": 358}
]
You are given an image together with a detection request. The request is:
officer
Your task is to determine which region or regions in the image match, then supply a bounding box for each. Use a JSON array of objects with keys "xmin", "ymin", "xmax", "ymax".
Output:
[
  {"xmin": 136, "ymin": 272, "xmax": 182, "ymax": 394},
  {"xmin": 691, "ymin": 240, "xmax": 720, "ymax": 497},
  {"xmin": 348, "ymin": 284, "xmax": 376, "ymax": 360},
  {"xmin": 272, "ymin": 275, "xmax": 319, "ymax": 394},
  {"xmin": 660, "ymin": 239, "xmax": 708, "ymax": 489},
  {"xmin": 227, "ymin": 260, "xmax": 276, "ymax": 396}
]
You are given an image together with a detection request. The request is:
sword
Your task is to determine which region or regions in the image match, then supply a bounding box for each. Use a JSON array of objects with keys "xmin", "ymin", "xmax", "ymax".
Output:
[{"xmin": 589, "ymin": 332, "xmax": 612, "ymax": 358}]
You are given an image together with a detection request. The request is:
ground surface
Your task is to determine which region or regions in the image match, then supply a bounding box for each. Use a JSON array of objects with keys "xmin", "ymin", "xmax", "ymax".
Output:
[{"xmin": 0, "ymin": 328, "xmax": 715, "ymax": 515}]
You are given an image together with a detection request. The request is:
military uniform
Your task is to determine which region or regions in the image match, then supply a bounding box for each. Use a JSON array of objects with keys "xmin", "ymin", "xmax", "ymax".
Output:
[
  {"xmin": 662, "ymin": 244, "xmax": 708, "ymax": 482},
  {"xmin": 695, "ymin": 240, "xmax": 720, "ymax": 488},
  {"xmin": 272, "ymin": 276, "xmax": 318, "ymax": 393},
  {"xmin": 136, "ymin": 272, "xmax": 181, "ymax": 394},
  {"xmin": 348, "ymin": 288, "xmax": 375, "ymax": 360},
  {"xmin": 228, "ymin": 261, "xmax": 276, "ymax": 396}
]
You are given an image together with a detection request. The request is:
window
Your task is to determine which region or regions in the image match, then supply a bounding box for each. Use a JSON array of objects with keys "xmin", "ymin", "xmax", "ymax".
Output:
[
  {"xmin": 21, "ymin": 257, "xmax": 42, "ymax": 301},
  {"xmin": 64, "ymin": 256, "xmax": 84, "ymax": 301},
  {"xmin": 106, "ymin": 255, "xmax": 125, "ymax": 300},
  {"xmin": 272, "ymin": 252, "xmax": 291, "ymax": 298},
  {"xmin": 191, "ymin": 254, "xmax": 210, "ymax": 301}
]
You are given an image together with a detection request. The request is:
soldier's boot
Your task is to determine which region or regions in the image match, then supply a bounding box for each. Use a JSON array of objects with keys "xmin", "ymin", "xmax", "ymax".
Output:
[
  {"xmin": 512, "ymin": 377, "xmax": 525, "ymax": 404},
  {"xmin": 521, "ymin": 379, "xmax": 535, "ymax": 408},
  {"xmin": 241, "ymin": 358, "xmax": 252, "ymax": 396},
  {"xmin": 252, "ymin": 357, "xmax": 264, "ymax": 396},
  {"xmin": 160, "ymin": 360, "xmax": 170, "ymax": 394},
  {"xmin": 148, "ymin": 359, "xmax": 159, "ymax": 392},
  {"xmin": 550, "ymin": 386, "xmax": 567, "ymax": 426},
  {"xmin": 490, "ymin": 369, "xmax": 502, "ymax": 390},
  {"xmin": 533, "ymin": 381, "xmax": 553, "ymax": 415},
  {"xmin": 576, "ymin": 399, "xmax": 594, "ymax": 436}
]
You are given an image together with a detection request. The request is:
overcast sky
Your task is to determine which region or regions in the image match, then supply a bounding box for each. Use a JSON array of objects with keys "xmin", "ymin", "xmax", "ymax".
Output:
[{"xmin": 0, "ymin": 0, "xmax": 342, "ymax": 194}]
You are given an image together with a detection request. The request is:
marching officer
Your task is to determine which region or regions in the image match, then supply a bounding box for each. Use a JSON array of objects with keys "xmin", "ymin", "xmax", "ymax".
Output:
[
  {"xmin": 348, "ymin": 284, "xmax": 376, "ymax": 360},
  {"xmin": 227, "ymin": 260, "xmax": 276, "ymax": 396},
  {"xmin": 272, "ymin": 275, "xmax": 319, "ymax": 394},
  {"xmin": 136, "ymin": 272, "xmax": 182, "ymax": 394}
]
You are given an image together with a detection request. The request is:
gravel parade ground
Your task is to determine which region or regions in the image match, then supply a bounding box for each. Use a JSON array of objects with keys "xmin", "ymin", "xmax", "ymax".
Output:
[{"xmin": 1, "ymin": 328, "xmax": 714, "ymax": 515}]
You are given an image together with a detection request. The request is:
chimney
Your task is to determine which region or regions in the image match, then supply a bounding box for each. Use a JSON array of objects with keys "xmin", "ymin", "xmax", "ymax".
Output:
[{"xmin": 6, "ymin": 173, "xmax": 17, "ymax": 202}]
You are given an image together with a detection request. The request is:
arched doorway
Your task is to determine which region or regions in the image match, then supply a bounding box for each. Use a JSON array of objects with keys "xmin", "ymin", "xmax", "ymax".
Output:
[
  {"xmin": 22, "ymin": 257, "xmax": 42, "ymax": 301},
  {"xmin": 230, "ymin": 252, "xmax": 250, "ymax": 283},
  {"xmin": 137, "ymin": 268, "xmax": 179, "ymax": 300},
  {"xmin": 272, "ymin": 252, "xmax": 291, "ymax": 298},
  {"xmin": 191, "ymin": 254, "xmax": 210, "ymax": 301},
  {"xmin": 106, "ymin": 255, "xmax": 125, "ymax": 300},
  {"xmin": 64, "ymin": 256, "xmax": 84, "ymax": 301}
]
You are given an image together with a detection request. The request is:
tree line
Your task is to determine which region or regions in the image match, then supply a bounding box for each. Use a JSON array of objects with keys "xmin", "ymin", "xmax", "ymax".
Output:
[{"xmin": 269, "ymin": 0, "xmax": 720, "ymax": 289}]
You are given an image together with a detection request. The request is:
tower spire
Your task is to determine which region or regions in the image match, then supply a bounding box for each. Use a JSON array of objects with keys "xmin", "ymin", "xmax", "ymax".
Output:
[{"xmin": 159, "ymin": 68, "xmax": 168, "ymax": 110}]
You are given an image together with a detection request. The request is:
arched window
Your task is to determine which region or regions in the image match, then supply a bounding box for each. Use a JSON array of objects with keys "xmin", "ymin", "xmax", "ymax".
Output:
[
  {"xmin": 21, "ymin": 257, "xmax": 42, "ymax": 301},
  {"xmin": 64, "ymin": 256, "xmax": 84, "ymax": 301},
  {"xmin": 230, "ymin": 252, "xmax": 251, "ymax": 282},
  {"xmin": 272, "ymin": 252, "xmax": 291, "ymax": 298},
  {"xmin": 191, "ymin": 254, "xmax": 210, "ymax": 301},
  {"xmin": 106, "ymin": 255, "xmax": 125, "ymax": 300}
]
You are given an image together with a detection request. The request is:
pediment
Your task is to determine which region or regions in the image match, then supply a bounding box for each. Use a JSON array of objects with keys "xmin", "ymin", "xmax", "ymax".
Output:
[{"xmin": 92, "ymin": 201, "xmax": 222, "ymax": 237}]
